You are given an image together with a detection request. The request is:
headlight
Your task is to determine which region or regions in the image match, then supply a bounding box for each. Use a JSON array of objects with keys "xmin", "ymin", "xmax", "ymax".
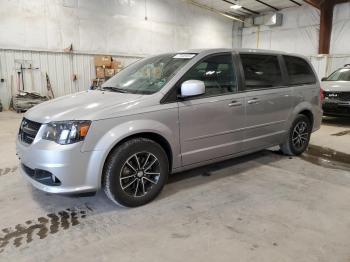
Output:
[{"xmin": 42, "ymin": 121, "xmax": 91, "ymax": 145}]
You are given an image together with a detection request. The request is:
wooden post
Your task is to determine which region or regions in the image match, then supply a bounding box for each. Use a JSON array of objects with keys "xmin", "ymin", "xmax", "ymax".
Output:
[
  {"xmin": 304, "ymin": 0, "xmax": 350, "ymax": 54},
  {"xmin": 319, "ymin": 1, "xmax": 334, "ymax": 54}
]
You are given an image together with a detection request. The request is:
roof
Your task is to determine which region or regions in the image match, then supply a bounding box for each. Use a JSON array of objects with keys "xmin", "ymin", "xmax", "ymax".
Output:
[
  {"xmin": 177, "ymin": 48, "xmax": 309, "ymax": 61},
  {"xmin": 179, "ymin": 48, "xmax": 289, "ymax": 54}
]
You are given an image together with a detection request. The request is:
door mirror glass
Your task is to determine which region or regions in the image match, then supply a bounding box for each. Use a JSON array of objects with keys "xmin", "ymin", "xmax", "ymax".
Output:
[{"xmin": 180, "ymin": 80, "xmax": 205, "ymax": 97}]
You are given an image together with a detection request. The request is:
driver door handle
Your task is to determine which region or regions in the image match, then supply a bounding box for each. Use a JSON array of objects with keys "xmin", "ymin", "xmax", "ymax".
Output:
[
  {"xmin": 247, "ymin": 98, "xmax": 260, "ymax": 104},
  {"xmin": 228, "ymin": 101, "xmax": 242, "ymax": 107}
]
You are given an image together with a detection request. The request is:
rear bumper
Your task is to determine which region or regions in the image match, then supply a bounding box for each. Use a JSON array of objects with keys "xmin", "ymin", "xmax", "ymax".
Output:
[
  {"xmin": 312, "ymin": 106, "xmax": 323, "ymax": 132},
  {"xmin": 16, "ymin": 136, "xmax": 104, "ymax": 194}
]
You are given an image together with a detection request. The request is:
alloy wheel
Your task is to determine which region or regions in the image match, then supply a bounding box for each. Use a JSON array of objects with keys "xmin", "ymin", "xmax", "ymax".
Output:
[
  {"xmin": 292, "ymin": 121, "xmax": 309, "ymax": 150},
  {"xmin": 119, "ymin": 152, "xmax": 160, "ymax": 197}
]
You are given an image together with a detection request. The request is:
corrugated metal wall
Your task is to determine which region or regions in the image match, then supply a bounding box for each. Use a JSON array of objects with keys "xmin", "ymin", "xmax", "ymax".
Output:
[{"xmin": 0, "ymin": 49, "xmax": 140, "ymax": 109}]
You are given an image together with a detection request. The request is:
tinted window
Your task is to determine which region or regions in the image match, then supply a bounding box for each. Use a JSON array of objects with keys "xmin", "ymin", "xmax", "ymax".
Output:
[
  {"xmin": 180, "ymin": 53, "xmax": 237, "ymax": 97},
  {"xmin": 240, "ymin": 54, "xmax": 282, "ymax": 89},
  {"xmin": 284, "ymin": 56, "xmax": 316, "ymax": 85}
]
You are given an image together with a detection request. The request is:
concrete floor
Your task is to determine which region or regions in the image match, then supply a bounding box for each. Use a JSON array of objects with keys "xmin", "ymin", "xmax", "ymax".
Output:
[
  {"xmin": 1, "ymin": 111, "xmax": 350, "ymax": 262},
  {"xmin": 310, "ymin": 116, "xmax": 350, "ymax": 155}
]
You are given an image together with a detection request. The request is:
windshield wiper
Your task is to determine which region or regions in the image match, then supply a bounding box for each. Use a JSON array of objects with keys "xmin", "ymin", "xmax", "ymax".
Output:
[{"xmin": 101, "ymin": 86, "xmax": 128, "ymax": 93}]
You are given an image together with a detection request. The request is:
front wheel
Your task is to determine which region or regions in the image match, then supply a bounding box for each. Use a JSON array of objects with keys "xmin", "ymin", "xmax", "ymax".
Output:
[
  {"xmin": 280, "ymin": 114, "xmax": 312, "ymax": 156},
  {"xmin": 103, "ymin": 138, "xmax": 169, "ymax": 207}
]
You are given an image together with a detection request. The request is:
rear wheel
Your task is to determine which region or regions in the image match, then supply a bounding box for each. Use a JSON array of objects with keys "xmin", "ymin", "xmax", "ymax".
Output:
[
  {"xmin": 103, "ymin": 138, "xmax": 169, "ymax": 207},
  {"xmin": 280, "ymin": 114, "xmax": 311, "ymax": 156}
]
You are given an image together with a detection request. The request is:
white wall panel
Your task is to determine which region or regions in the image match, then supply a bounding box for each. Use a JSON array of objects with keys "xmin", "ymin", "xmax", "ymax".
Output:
[
  {"xmin": 0, "ymin": 0, "xmax": 238, "ymax": 109},
  {"xmin": 0, "ymin": 0, "xmax": 234, "ymax": 55},
  {"xmin": 240, "ymin": 2, "xmax": 350, "ymax": 57},
  {"xmin": 0, "ymin": 49, "xmax": 139, "ymax": 109},
  {"xmin": 331, "ymin": 2, "xmax": 350, "ymax": 54},
  {"xmin": 309, "ymin": 55, "xmax": 350, "ymax": 80},
  {"xmin": 240, "ymin": 4, "xmax": 320, "ymax": 55}
]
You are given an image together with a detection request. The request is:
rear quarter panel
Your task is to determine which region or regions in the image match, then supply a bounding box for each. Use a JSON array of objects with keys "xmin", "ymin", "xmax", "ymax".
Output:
[{"xmin": 288, "ymin": 83, "xmax": 322, "ymax": 132}]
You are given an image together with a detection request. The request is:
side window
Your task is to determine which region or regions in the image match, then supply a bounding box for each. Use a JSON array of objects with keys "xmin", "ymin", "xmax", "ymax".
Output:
[
  {"xmin": 180, "ymin": 53, "xmax": 237, "ymax": 97},
  {"xmin": 240, "ymin": 54, "xmax": 282, "ymax": 90},
  {"xmin": 284, "ymin": 56, "xmax": 316, "ymax": 85}
]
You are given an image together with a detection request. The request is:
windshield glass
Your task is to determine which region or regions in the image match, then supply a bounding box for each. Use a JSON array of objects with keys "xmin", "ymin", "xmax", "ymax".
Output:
[
  {"xmin": 326, "ymin": 68, "xmax": 350, "ymax": 81},
  {"xmin": 101, "ymin": 53, "xmax": 196, "ymax": 94}
]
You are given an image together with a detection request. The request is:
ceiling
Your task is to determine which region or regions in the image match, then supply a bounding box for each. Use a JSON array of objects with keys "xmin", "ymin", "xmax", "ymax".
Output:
[{"xmin": 192, "ymin": 0, "xmax": 304, "ymax": 16}]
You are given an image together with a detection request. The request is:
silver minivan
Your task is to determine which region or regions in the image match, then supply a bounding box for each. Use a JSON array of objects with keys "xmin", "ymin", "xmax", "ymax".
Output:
[{"xmin": 16, "ymin": 49, "xmax": 322, "ymax": 207}]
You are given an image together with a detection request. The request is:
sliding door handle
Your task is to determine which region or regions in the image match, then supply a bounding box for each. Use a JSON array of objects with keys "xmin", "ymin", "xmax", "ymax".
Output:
[
  {"xmin": 247, "ymin": 98, "xmax": 260, "ymax": 104},
  {"xmin": 228, "ymin": 101, "xmax": 242, "ymax": 107}
]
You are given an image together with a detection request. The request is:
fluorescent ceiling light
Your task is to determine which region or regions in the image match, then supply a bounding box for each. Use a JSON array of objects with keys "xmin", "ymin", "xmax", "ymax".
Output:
[{"xmin": 230, "ymin": 4, "xmax": 242, "ymax": 9}]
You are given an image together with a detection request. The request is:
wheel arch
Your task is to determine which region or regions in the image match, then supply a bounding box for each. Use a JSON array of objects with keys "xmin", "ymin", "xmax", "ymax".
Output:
[
  {"xmin": 107, "ymin": 132, "xmax": 173, "ymax": 169},
  {"xmin": 100, "ymin": 131, "xmax": 174, "ymax": 185},
  {"xmin": 288, "ymin": 102, "xmax": 314, "ymax": 130},
  {"xmin": 298, "ymin": 109, "xmax": 314, "ymax": 129}
]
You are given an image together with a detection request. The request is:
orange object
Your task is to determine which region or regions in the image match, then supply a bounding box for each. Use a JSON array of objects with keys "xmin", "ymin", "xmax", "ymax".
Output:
[
  {"xmin": 94, "ymin": 56, "xmax": 112, "ymax": 67},
  {"xmin": 79, "ymin": 125, "xmax": 90, "ymax": 137}
]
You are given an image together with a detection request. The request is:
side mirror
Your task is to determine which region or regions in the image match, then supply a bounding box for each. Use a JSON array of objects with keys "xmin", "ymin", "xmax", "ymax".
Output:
[
  {"xmin": 321, "ymin": 77, "xmax": 328, "ymax": 81},
  {"xmin": 180, "ymin": 80, "xmax": 205, "ymax": 98}
]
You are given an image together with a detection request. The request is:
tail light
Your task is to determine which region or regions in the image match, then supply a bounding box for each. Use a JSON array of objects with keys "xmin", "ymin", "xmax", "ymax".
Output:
[{"xmin": 320, "ymin": 88, "xmax": 325, "ymax": 103}]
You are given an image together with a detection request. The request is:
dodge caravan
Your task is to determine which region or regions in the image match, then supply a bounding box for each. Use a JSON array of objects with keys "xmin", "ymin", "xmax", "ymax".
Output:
[{"xmin": 16, "ymin": 49, "xmax": 322, "ymax": 207}]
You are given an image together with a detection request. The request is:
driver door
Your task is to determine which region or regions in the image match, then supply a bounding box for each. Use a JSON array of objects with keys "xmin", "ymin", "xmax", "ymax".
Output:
[{"xmin": 178, "ymin": 53, "xmax": 246, "ymax": 166}]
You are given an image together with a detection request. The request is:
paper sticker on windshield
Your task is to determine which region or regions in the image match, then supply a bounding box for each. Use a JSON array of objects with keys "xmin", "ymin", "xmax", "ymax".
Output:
[{"xmin": 173, "ymin": 54, "xmax": 196, "ymax": 59}]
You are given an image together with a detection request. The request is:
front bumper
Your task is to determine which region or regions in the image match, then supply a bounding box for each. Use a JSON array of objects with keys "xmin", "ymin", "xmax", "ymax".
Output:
[
  {"xmin": 322, "ymin": 100, "xmax": 350, "ymax": 116},
  {"xmin": 16, "ymin": 134, "xmax": 104, "ymax": 194}
]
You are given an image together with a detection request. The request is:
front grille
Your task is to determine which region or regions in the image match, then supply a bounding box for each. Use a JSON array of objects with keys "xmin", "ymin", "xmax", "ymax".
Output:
[
  {"xmin": 19, "ymin": 118, "xmax": 42, "ymax": 144},
  {"xmin": 324, "ymin": 91, "xmax": 350, "ymax": 101},
  {"xmin": 323, "ymin": 103, "xmax": 350, "ymax": 116}
]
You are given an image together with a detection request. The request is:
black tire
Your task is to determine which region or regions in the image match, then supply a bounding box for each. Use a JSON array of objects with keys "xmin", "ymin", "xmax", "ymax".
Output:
[
  {"xmin": 280, "ymin": 114, "xmax": 312, "ymax": 156},
  {"xmin": 103, "ymin": 138, "xmax": 169, "ymax": 207}
]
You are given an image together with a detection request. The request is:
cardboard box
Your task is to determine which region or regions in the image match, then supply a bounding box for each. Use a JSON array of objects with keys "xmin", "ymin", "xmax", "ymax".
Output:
[
  {"xmin": 105, "ymin": 68, "xmax": 115, "ymax": 77},
  {"xmin": 96, "ymin": 67, "xmax": 105, "ymax": 78},
  {"xmin": 94, "ymin": 56, "xmax": 112, "ymax": 67},
  {"xmin": 111, "ymin": 60, "xmax": 122, "ymax": 69},
  {"xmin": 153, "ymin": 67, "xmax": 162, "ymax": 78}
]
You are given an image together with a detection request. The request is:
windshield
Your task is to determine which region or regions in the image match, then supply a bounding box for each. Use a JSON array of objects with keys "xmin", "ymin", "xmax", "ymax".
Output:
[
  {"xmin": 101, "ymin": 53, "xmax": 196, "ymax": 94},
  {"xmin": 326, "ymin": 68, "xmax": 350, "ymax": 81}
]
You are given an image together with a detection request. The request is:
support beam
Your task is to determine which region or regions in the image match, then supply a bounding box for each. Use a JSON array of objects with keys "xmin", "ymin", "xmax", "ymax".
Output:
[
  {"xmin": 304, "ymin": 0, "xmax": 350, "ymax": 54},
  {"xmin": 303, "ymin": 0, "xmax": 320, "ymax": 9},
  {"xmin": 319, "ymin": 0, "xmax": 334, "ymax": 54},
  {"xmin": 289, "ymin": 0, "xmax": 302, "ymax": 6},
  {"xmin": 221, "ymin": 0, "xmax": 260, "ymax": 14},
  {"xmin": 254, "ymin": 0, "xmax": 279, "ymax": 10}
]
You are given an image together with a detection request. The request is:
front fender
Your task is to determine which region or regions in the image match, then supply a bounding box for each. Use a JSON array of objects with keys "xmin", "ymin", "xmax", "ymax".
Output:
[
  {"xmin": 86, "ymin": 119, "xmax": 177, "ymax": 153},
  {"xmin": 81, "ymin": 111, "xmax": 180, "ymax": 187}
]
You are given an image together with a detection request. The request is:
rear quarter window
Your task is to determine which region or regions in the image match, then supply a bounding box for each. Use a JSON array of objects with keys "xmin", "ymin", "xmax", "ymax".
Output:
[{"xmin": 284, "ymin": 56, "xmax": 316, "ymax": 85}]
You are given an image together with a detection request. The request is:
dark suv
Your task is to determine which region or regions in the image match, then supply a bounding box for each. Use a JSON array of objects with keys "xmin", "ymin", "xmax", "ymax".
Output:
[{"xmin": 322, "ymin": 64, "xmax": 350, "ymax": 116}]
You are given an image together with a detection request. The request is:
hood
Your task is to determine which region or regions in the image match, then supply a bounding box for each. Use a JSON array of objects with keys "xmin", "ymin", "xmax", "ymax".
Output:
[
  {"xmin": 321, "ymin": 81, "xmax": 350, "ymax": 92},
  {"xmin": 24, "ymin": 90, "xmax": 145, "ymax": 123}
]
